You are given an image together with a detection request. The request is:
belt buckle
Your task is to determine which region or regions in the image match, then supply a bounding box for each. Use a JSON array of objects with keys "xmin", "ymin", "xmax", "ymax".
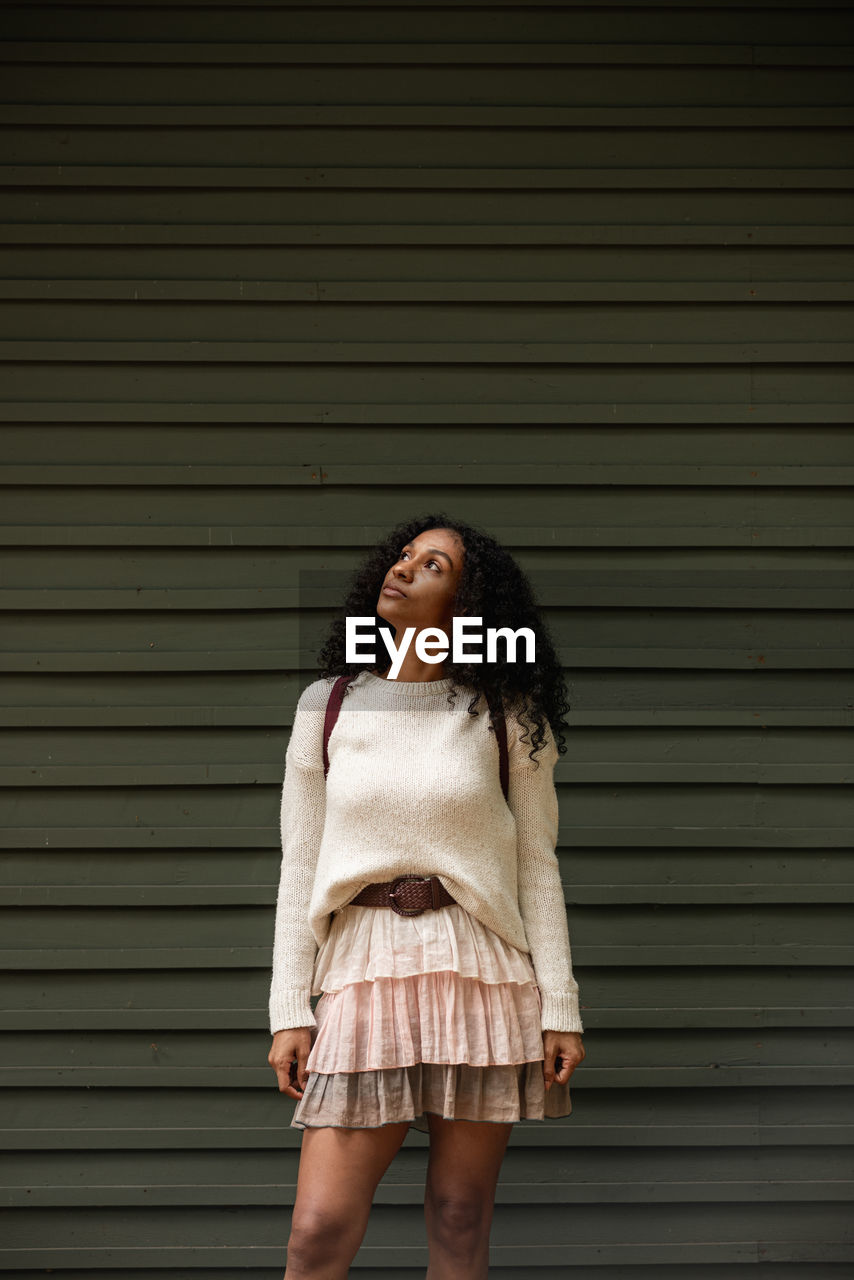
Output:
[{"xmin": 388, "ymin": 874, "xmax": 429, "ymax": 917}]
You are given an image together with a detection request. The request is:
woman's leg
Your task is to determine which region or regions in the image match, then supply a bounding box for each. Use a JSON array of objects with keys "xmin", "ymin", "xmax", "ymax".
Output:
[
  {"xmin": 285, "ymin": 1121, "xmax": 411, "ymax": 1279},
  {"xmin": 423, "ymin": 1114, "xmax": 514, "ymax": 1280}
]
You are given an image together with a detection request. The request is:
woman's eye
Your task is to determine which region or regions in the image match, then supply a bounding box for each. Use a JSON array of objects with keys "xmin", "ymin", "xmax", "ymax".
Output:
[{"xmin": 400, "ymin": 550, "xmax": 440, "ymax": 571}]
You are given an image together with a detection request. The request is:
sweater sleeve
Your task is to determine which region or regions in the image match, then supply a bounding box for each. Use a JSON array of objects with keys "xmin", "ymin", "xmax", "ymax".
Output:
[
  {"xmin": 268, "ymin": 680, "xmax": 332, "ymax": 1034},
  {"xmin": 507, "ymin": 708, "xmax": 584, "ymax": 1035}
]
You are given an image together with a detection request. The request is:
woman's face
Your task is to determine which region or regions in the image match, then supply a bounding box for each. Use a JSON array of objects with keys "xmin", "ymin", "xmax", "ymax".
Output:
[{"xmin": 377, "ymin": 527, "xmax": 465, "ymax": 636}]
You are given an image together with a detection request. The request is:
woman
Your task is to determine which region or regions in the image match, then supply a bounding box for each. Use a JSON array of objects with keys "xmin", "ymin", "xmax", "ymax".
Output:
[{"xmin": 268, "ymin": 513, "xmax": 586, "ymax": 1279}]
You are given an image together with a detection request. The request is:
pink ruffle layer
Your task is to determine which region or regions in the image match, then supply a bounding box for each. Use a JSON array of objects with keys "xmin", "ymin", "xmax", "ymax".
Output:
[
  {"xmin": 306, "ymin": 970, "xmax": 546, "ymax": 1072},
  {"xmin": 292, "ymin": 1061, "xmax": 572, "ymax": 1133},
  {"xmin": 292, "ymin": 902, "xmax": 572, "ymax": 1131},
  {"xmin": 311, "ymin": 903, "xmax": 539, "ymax": 992}
]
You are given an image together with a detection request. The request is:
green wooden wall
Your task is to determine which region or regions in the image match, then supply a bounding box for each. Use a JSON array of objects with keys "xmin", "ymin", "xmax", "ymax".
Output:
[{"xmin": 1, "ymin": 0, "xmax": 853, "ymax": 1274}]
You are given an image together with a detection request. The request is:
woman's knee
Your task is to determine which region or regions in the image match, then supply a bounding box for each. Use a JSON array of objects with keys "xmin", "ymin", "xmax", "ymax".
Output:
[
  {"xmin": 287, "ymin": 1203, "xmax": 359, "ymax": 1270},
  {"xmin": 426, "ymin": 1189, "xmax": 490, "ymax": 1244}
]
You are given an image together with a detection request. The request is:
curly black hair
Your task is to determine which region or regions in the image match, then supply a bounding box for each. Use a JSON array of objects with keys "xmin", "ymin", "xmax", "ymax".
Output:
[{"xmin": 314, "ymin": 512, "xmax": 570, "ymax": 768}]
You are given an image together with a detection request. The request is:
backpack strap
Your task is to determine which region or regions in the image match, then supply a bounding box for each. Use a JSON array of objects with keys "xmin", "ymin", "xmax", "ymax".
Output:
[
  {"xmin": 323, "ymin": 675, "xmax": 354, "ymax": 779},
  {"xmin": 498, "ymin": 709, "xmax": 509, "ymax": 801},
  {"xmin": 486, "ymin": 694, "xmax": 510, "ymax": 802},
  {"xmin": 322, "ymin": 674, "xmax": 509, "ymax": 801}
]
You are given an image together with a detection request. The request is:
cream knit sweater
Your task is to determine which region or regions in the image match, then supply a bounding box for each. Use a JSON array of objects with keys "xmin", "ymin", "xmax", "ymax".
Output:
[{"xmin": 269, "ymin": 669, "xmax": 583, "ymax": 1036}]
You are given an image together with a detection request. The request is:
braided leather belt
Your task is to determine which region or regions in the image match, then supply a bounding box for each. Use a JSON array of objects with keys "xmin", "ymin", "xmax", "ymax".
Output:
[{"xmin": 350, "ymin": 874, "xmax": 456, "ymax": 917}]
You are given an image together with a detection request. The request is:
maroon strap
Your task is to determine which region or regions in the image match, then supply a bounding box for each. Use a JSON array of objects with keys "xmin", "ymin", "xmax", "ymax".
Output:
[
  {"xmin": 489, "ymin": 699, "xmax": 509, "ymax": 802},
  {"xmin": 322, "ymin": 674, "xmax": 509, "ymax": 801},
  {"xmin": 322, "ymin": 675, "xmax": 353, "ymax": 778}
]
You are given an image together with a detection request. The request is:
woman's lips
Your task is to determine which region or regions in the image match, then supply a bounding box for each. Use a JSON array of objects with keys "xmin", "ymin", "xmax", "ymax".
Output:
[{"xmin": 382, "ymin": 586, "xmax": 406, "ymax": 598}]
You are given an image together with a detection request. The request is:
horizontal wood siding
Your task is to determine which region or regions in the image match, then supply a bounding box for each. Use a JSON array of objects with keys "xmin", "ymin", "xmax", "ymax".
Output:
[{"xmin": 0, "ymin": 1, "xmax": 852, "ymax": 1274}]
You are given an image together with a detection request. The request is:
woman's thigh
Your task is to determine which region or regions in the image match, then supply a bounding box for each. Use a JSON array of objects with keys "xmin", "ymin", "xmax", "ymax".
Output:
[
  {"xmin": 424, "ymin": 1114, "xmax": 513, "ymax": 1206},
  {"xmin": 292, "ymin": 1121, "xmax": 411, "ymax": 1226}
]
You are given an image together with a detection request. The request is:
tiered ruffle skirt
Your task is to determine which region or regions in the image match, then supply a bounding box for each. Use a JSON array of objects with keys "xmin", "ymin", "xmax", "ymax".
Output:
[{"xmin": 291, "ymin": 901, "xmax": 573, "ymax": 1132}]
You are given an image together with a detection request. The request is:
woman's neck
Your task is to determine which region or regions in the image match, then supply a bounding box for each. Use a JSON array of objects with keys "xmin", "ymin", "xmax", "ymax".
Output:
[{"xmin": 374, "ymin": 663, "xmax": 447, "ymax": 683}]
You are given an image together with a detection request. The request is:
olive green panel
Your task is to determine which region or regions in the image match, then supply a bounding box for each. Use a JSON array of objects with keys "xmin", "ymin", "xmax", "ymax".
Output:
[
  {"xmin": 2, "ymin": 362, "xmax": 852, "ymax": 415},
  {"xmin": 4, "ymin": 62, "xmax": 854, "ymax": 107},
  {"xmin": 2, "ymin": 965, "xmax": 852, "ymax": 1028},
  {"xmin": 5, "ymin": 189, "xmax": 854, "ymax": 225},
  {"xmin": 0, "ymin": 1271, "xmax": 849, "ymax": 1280},
  {"xmin": 0, "ymin": 1201, "xmax": 851, "ymax": 1267},
  {"xmin": 2, "ymin": 726, "xmax": 854, "ymax": 785},
  {"xmin": 3, "ymin": 301, "xmax": 854, "ymax": 346},
  {"xmin": 7, "ymin": 483, "xmax": 841, "ymax": 524},
  {"xmin": 0, "ymin": 1269, "xmax": 850, "ymax": 1280},
  {"xmin": 4, "ymin": 105, "xmax": 852, "ymax": 129},
  {"xmin": 1, "ymin": 423, "xmax": 853, "ymax": 474},
  {"xmin": 3, "ymin": 125, "xmax": 854, "ymax": 167},
  {"xmin": 4, "ymin": 1142, "xmax": 854, "ymax": 1198},
  {"xmin": 2, "ymin": 1026, "xmax": 854, "ymax": 1080},
  {"xmin": 0, "ymin": 668, "xmax": 848, "ymax": 726},
  {"xmin": 9, "ymin": 0, "xmax": 854, "ymax": 33},
  {"xmin": 6, "ymin": 1271, "xmax": 845, "ymax": 1280},
  {"xmin": 2, "ymin": 847, "xmax": 854, "ymax": 896},
  {"xmin": 0, "ymin": 245, "xmax": 851, "ymax": 283},
  {"xmin": 2, "ymin": 605, "xmax": 853, "ymax": 671},
  {"xmin": 0, "ymin": 297, "xmax": 849, "ymax": 341},
  {"xmin": 0, "ymin": 0, "xmax": 852, "ymax": 43},
  {"xmin": 3, "ymin": 903, "xmax": 853, "ymax": 957},
  {"xmin": 4, "ymin": 1082, "xmax": 854, "ymax": 1143}
]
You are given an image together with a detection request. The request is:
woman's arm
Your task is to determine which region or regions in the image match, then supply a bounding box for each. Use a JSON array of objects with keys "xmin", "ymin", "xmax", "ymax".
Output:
[
  {"xmin": 268, "ymin": 682, "xmax": 330, "ymax": 1034},
  {"xmin": 508, "ymin": 712, "xmax": 584, "ymax": 1035}
]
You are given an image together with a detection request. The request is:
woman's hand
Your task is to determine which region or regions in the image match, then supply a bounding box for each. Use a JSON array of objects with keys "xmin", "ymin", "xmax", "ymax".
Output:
[
  {"xmin": 542, "ymin": 1029, "xmax": 585, "ymax": 1090},
  {"xmin": 268, "ymin": 1027, "xmax": 313, "ymax": 1101}
]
